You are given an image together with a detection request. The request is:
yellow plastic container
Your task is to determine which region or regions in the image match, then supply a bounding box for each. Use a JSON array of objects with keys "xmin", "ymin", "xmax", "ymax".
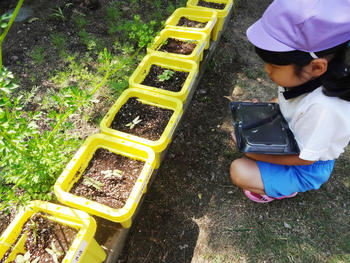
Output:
[
  {"xmin": 147, "ymin": 28, "xmax": 208, "ymax": 65},
  {"xmin": 0, "ymin": 201, "xmax": 106, "ymax": 263},
  {"xmin": 100, "ymin": 88, "xmax": 183, "ymax": 168},
  {"xmin": 165, "ymin": 7, "xmax": 218, "ymax": 42},
  {"xmin": 54, "ymin": 134, "xmax": 156, "ymax": 228},
  {"xmin": 129, "ymin": 54, "xmax": 198, "ymax": 104},
  {"xmin": 187, "ymin": 0, "xmax": 234, "ymax": 41}
]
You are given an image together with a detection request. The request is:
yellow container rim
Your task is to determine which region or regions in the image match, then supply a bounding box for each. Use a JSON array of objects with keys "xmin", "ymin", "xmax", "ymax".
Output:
[
  {"xmin": 54, "ymin": 134, "xmax": 156, "ymax": 223},
  {"xmin": 187, "ymin": 0, "xmax": 234, "ymax": 17},
  {"xmin": 165, "ymin": 7, "xmax": 218, "ymax": 33},
  {"xmin": 148, "ymin": 28, "xmax": 208, "ymax": 61},
  {"xmin": 129, "ymin": 54, "xmax": 198, "ymax": 103},
  {"xmin": 100, "ymin": 88, "xmax": 183, "ymax": 153},
  {"xmin": 0, "ymin": 201, "xmax": 98, "ymax": 263}
]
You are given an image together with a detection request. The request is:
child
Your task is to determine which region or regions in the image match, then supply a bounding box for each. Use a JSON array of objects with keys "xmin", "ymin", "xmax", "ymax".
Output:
[{"xmin": 230, "ymin": 0, "xmax": 350, "ymax": 203}]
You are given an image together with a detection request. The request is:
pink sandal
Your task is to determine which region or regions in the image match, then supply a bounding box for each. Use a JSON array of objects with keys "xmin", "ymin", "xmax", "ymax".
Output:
[
  {"xmin": 276, "ymin": 192, "xmax": 298, "ymax": 200},
  {"xmin": 243, "ymin": 190, "xmax": 297, "ymax": 203}
]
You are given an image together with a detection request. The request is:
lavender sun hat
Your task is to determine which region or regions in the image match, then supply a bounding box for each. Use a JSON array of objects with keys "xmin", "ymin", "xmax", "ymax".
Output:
[{"xmin": 246, "ymin": 0, "xmax": 350, "ymax": 52}]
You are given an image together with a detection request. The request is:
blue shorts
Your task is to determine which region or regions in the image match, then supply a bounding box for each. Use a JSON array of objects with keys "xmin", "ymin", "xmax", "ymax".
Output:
[{"xmin": 257, "ymin": 160, "xmax": 335, "ymax": 198}]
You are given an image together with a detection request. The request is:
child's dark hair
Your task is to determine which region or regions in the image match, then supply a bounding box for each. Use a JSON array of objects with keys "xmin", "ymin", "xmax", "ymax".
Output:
[{"xmin": 255, "ymin": 42, "xmax": 350, "ymax": 101}]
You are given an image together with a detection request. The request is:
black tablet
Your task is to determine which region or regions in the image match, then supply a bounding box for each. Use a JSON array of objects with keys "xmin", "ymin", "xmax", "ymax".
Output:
[{"xmin": 230, "ymin": 102, "xmax": 300, "ymax": 154}]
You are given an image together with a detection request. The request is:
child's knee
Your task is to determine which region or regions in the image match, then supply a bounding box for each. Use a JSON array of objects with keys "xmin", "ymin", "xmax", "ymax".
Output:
[{"xmin": 230, "ymin": 159, "xmax": 245, "ymax": 186}]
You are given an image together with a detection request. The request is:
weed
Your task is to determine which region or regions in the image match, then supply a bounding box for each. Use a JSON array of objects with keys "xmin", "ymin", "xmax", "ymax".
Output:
[
  {"xmin": 0, "ymin": 67, "xmax": 103, "ymax": 209},
  {"xmin": 50, "ymin": 7, "xmax": 66, "ymax": 22},
  {"xmin": 108, "ymin": 79, "xmax": 128, "ymax": 97},
  {"xmin": 158, "ymin": 69, "xmax": 174, "ymax": 82},
  {"xmin": 154, "ymin": 0, "xmax": 161, "ymax": 9},
  {"xmin": 106, "ymin": 3, "xmax": 121, "ymax": 21},
  {"xmin": 243, "ymin": 66, "xmax": 266, "ymax": 80},
  {"xmin": 29, "ymin": 74, "xmax": 36, "ymax": 84},
  {"xmin": 200, "ymin": 96, "xmax": 212, "ymax": 103},
  {"xmin": 30, "ymin": 46, "xmax": 45, "ymax": 65},
  {"xmin": 166, "ymin": 4, "xmax": 176, "ymax": 15},
  {"xmin": 108, "ymin": 14, "xmax": 158, "ymax": 49},
  {"xmin": 72, "ymin": 13, "xmax": 87, "ymax": 29},
  {"xmin": 50, "ymin": 33, "xmax": 65, "ymax": 51},
  {"xmin": 78, "ymin": 29, "xmax": 98, "ymax": 51}
]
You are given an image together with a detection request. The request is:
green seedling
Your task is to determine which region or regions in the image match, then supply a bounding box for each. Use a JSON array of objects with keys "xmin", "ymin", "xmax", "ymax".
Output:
[
  {"xmin": 185, "ymin": 39, "xmax": 197, "ymax": 44},
  {"xmin": 82, "ymin": 176, "xmax": 104, "ymax": 191},
  {"xmin": 15, "ymin": 251, "xmax": 40, "ymax": 263},
  {"xmin": 158, "ymin": 69, "xmax": 174, "ymax": 82},
  {"xmin": 28, "ymin": 219, "xmax": 39, "ymax": 245},
  {"xmin": 101, "ymin": 169, "xmax": 123, "ymax": 179},
  {"xmin": 125, "ymin": 115, "xmax": 142, "ymax": 129},
  {"xmin": 45, "ymin": 241, "xmax": 63, "ymax": 263}
]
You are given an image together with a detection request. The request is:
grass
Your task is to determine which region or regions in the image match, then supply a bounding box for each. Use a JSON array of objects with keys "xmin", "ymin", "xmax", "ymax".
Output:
[
  {"xmin": 242, "ymin": 65, "xmax": 266, "ymax": 80},
  {"xmin": 50, "ymin": 32, "xmax": 65, "ymax": 51},
  {"xmin": 30, "ymin": 46, "xmax": 45, "ymax": 65}
]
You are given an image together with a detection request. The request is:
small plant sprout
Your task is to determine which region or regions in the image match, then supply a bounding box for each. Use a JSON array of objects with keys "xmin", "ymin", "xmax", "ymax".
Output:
[
  {"xmin": 15, "ymin": 251, "xmax": 40, "ymax": 263},
  {"xmin": 101, "ymin": 169, "xmax": 123, "ymax": 179},
  {"xmin": 82, "ymin": 177, "xmax": 104, "ymax": 191},
  {"xmin": 185, "ymin": 39, "xmax": 197, "ymax": 44},
  {"xmin": 125, "ymin": 115, "xmax": 142, "ymax": 129},
  {"xmin": 28, "ymin": 219, "xmax": 39, "ymax": 245},
  {"xmin": 158, "ymin": 69, "xmax": 174, "ymax": 82},
  {"xmin": 45, "ymin": 241, "xmax": 63, "ymax": 263}
]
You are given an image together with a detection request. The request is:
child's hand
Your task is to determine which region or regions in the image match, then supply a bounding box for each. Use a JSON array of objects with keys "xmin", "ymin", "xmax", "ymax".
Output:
[
  {"xmin": 231, "ymin": 132, "xmax": 237, "ymax": 145},
  {"xmin": 243, "ymin": 98, "xmax": 259, "ymax": 103}
]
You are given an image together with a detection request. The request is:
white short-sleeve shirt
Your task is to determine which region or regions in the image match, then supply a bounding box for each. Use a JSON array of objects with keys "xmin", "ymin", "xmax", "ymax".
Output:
[{"xmin": 278, "ymin": 86, "xmax": 350, "ymax": 161}]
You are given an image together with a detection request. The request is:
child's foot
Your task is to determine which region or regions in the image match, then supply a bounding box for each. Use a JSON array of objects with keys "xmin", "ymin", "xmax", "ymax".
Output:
[
  {"xmin": 276, "ymin": 192, "xmax": 298, "ymax": 199},
  {"xmin": 243, "ymin": 190, "xmax": 297, "ymax": 203},
  {"xmin": 243, "ymin": 190, "xmax": 275, "ymax": 203}
]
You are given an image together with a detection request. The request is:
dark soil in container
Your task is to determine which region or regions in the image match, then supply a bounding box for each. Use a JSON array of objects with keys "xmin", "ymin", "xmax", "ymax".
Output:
[
  {"xmin": 1, "ymin": 212, "xmax": 77, "ymax": 263},
  {"xmin": 159, "ymin": 38, "xmax": 197, "ymax": 55},
  {"xmin": 141, "ymin": 65, "xmax": 189, "ymax": 92},
  {"xmin": 70, "ymin": 148, "xmax": 145, "ymax": 209},
  {"xmin": 177, "ymin": 17, "xmax": 207, "ymax": 28},
  {"xmin": 110, "ymin": 97, "xmax": 174, "ymax": 141},
  {"xmin": 198, "ymin": 0, "xmax": 226, "ymax": 9},
  {"xmin": 0, "ymin": 208, "xmax": 17, "ymax": 237}
]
